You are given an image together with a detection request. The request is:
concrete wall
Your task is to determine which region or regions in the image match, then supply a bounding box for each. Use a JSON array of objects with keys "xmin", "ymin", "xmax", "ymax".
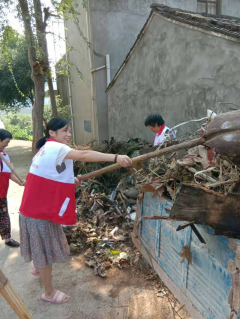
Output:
[
  {"xmin": 90, "ymin": 0, "xmax": 156, "ymax": 140},
  {"xmin": 107, "ymin": 13, "xmax": 240, "ymax": 142},
  {"xmin": 222, "ymin": 0, "xmax": 240, "ymax": 18},
  {"xmin": 161, "ymin": 0, "xmax": 196, "ymax": 11},
  {"xmin": 65, "ymin": 0, "xmax": 240, "ymax": 144},
  {"xmin": 65, "ymin": 4, "xmax": 97, "ymax": 145}
]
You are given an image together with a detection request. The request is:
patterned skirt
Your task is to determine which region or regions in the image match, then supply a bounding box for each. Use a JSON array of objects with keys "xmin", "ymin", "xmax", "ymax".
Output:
[
  {"xmin": 0, "ymin": 198, "xmax": 11, "ymax": 240},
  {"xmin": 19, "ymin": 213, "xmax": 70, "ymax": 269}
]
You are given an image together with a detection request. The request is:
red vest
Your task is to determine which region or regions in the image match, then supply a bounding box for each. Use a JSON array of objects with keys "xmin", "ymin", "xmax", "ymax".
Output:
[
  {"xmin": 20, "ymin": 141, "xmax": 76, "ymax": 225},
  {"xmin": 0, "ymin": 151, "xmax": 11, "ymax": 198}
]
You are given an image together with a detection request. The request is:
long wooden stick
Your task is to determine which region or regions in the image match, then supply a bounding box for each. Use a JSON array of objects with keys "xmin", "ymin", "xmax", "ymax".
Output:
[
  {"xmin": 141, "ymin": 216, "xmax": 172, "ymax": 220},
  {"xmin": 0, "ymin": 153, "xmax": 24, "ymax": 184},
  {"xmin": 0, "ymin": 270, "xmax": 33, "ymax": 319},
  {"xmin": 79, "ymin": 137, "xmax": 205, "ymax": 181}
]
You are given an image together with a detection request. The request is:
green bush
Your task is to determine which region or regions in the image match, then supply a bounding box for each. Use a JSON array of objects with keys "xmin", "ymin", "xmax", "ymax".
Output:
[
  {"xmin": 0, "ymin": 97, "xmax": 70, "ymax": 141},
  {"xmin": 0, "ymin": 113, "xmax": 33, "ymax": 140},
  {"xmin": 44, "ymin": 96, "xmax": 71, "ymax": 123},
  {"xmin": 5, "ymin": 124, "xmax": 33, "ymax": 140}
]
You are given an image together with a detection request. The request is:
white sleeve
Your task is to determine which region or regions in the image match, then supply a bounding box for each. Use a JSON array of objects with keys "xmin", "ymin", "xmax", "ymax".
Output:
[{"xmin": 56, "ymin": 145, "xmax": 72, "ymax": 166}]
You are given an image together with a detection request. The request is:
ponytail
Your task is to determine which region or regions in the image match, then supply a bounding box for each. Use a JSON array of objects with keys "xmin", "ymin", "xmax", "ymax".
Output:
[
  {"xmin": 36, "ymin": 136, "xmax": 47, "ymax": 150},
  {"xmin": 36, "ymin": 117, "xmax": 69, "ymax": 150}
]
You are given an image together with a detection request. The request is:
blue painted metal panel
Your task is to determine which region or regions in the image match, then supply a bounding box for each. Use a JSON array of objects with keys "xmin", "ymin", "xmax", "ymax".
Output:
[{"xmin": 140, "ymin": 192, "xmax": 238, "ymax": 319}]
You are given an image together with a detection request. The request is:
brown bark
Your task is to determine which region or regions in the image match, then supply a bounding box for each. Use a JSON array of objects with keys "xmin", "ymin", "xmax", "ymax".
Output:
[
  {"xmin": 18, "ymin": 0, "xmax": 45, "ymax": 154},
  {"xmin": 31, "ymin": 62, "xmax": 45, "ymax": 151},
  {"xmin": 18, "ymin": 0, "xmax": 58, "ymax": 153},
  {"xmin": 33, "ymin": 0, "xmax": 58, "ymax": 117},
  {"xmin": 47, "ymin": 76, "xmax": 58, "ymax": 117}
]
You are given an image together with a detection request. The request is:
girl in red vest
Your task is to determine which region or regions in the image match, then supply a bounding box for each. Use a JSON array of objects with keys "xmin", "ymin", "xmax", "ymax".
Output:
[
  {"xmin": 19, "ymin": 118, "xmax": 132, "ymax": 304},
  {"xmin": 0, "ymin": 129, "xmax": 25, "ymax": 247}
]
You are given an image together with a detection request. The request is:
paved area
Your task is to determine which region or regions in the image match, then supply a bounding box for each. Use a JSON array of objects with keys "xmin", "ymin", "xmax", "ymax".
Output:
[{"xmin": 0, "ymin": 140, "xmax": 188, "ymax": 319}]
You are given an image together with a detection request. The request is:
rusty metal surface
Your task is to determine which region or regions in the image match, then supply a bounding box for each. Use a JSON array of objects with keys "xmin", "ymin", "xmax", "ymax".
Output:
[{"xmin": 205, "ymin": 110, "xmax": 240, "ymax": 165}]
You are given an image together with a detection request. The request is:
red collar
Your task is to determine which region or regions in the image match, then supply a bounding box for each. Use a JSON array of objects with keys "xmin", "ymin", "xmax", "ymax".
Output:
[
  {"xmin": 46, "ymin": 138, "xmax": 56, "ymax": 142},
  {"xmin": 156, "ymin": 125, "xmax": 165, "ymax": 136},
  {"xmin": 0, "ymin": 151, "xmax": 6, "ymax": 155}
]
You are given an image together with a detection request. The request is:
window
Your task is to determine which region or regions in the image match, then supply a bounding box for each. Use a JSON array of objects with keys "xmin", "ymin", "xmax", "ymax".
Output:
[{"xmin": 197, "ymin": 0, "xmax": 221, "ymax": 15}]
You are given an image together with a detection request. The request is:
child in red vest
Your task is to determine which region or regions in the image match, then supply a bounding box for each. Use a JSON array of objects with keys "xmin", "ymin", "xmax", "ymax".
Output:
[
  {"xmin": 144, "ymin": 113, "xmax": 176, "ymax": 145},
  {"xmin": 19, "ymin": 118, "xmax": 132, "ymax": 304},
  {"xmin": 0, "ymin": 129, "xmax": 25, "ymax": 247}
]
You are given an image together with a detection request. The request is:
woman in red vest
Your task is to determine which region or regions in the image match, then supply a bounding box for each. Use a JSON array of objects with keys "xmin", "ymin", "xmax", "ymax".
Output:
[
  {"xmin": 19, "ymin": 118, "xmax": 132, "ymax": 304},
  {"xmin": 0, "ymin": 129, "xmax": 25, "ymax": 247}
]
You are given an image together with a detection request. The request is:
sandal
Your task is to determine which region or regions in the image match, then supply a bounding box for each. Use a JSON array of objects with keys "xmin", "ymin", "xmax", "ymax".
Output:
[
  {"xmin": 5, "ymin": 239, "xmax": 20, "ymax": 247},
  {"xmin": 42, "ymin": 290, "xmax": 70, "ymax": 304},
  {"xmin": 30, "ymin": 268, "xmax": 40, "ymax": 277}
]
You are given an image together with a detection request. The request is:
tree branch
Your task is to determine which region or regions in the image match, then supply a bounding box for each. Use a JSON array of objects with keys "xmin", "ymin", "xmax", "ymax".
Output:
[
  {"xmin": 43, "ymin": 7, "xmax": 51, "ymax": 26},
  {"xmin": 18, "ymin": 0, "xmax": 34, "ymax": 48}
]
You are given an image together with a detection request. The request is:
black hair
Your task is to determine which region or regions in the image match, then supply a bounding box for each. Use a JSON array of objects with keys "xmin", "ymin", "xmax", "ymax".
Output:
[
  {"xmin": 36, "ymin": 117, "xmax": 69, "ymax": 150},
  {"xmin": 0, "ymin": 129, "xmax": 12, "ymax": 141},
  {"xmin": 144, "ymin": 113, "xmax": 165, "ymax": 127}
]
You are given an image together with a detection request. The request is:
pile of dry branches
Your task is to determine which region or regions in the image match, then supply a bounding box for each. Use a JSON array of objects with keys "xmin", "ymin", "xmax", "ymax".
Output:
[{"xmin": 133, "ymin": 119, "xmax": 240, "ymax": 200}]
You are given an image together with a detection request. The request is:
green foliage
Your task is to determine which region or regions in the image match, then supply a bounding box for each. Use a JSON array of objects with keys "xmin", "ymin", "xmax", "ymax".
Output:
[
  {"xmin": 56, "ymin": 54, "xmax": 84, "ymax": 82},
  {"xmin": 44, "ymin": 95, "xmax": 71, "ymax": 123},
  {"xmin": 0, "ymin": 26, "xmax": 34, "ymax": 112},
  {"xmin": 0, "ymin": 113, "xmax": 33, "ymax": 140},
  {"xmin": 5, "ymin": 124, "xmax": 33, "ymax": 140}
]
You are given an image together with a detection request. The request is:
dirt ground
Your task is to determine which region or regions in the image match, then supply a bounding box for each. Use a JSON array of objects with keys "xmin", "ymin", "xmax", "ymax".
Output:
[{"xmin": 0, "ymin": 139, "xmax": 191, "ymax": 319}]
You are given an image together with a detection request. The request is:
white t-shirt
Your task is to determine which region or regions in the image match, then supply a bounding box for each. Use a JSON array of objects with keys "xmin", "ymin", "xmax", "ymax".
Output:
[
  {"xmin": 56, "ymin": 145, "xmax": 72, "ymax": 166},
  {"xmin": 153, "ymin": 126, "xmax": 176, "ymax": 146}
]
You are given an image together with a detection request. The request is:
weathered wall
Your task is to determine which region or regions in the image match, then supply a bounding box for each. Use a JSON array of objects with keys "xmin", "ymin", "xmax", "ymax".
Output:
[
  {"xmin": 65, "ymin": 0, "xmax": 240, "ymax": 144},
  {"xmin": 161, "ymin": 0, "xmax": 196, "ymax": 11},
  {"xmin": 66, "ymin": 0, "xmax": 157, "ymax": 142},
  {"xmin": 90, "ymin": 0, "xmax": 155, "ymax": 140},
  {"xmin": 222, "ymin": 0, "xmax": 240, "ymax": 18},
  {"xmin": 65, "ymin": 4, "xmax": 97, "ymax": 145},
  {"xmin": 90, "ymin": 1, "xmax": 197, "ymax": 139},
  {"xmin": 107, "ymin": 13, "xmax": 240, "ymax": 142}
]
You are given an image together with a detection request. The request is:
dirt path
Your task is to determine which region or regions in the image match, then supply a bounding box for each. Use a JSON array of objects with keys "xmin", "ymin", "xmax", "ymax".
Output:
[{"xmin": 0, "ymin": 139, "xmax": 190, "ymax": 319}]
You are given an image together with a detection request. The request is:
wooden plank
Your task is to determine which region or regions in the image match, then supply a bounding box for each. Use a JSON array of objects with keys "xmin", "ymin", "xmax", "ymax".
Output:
[
  {"xmin": 141, "ymin": 216, "xmax": 173, "ymax": 220},
  {"xmin": 0, "ymin": 270, "xmax": 32, "ymax": 319},
  {"xmin": 170, "ymin": 184, "xmax": 240, "ymax": 238}
]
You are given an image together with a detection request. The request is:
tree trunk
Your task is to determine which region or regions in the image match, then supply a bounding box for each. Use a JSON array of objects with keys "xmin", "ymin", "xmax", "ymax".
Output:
[
  {"xmin": 18, "ymin": 0, "xmax": 45, "ymax": 154},
  {"xmin": 28, "ymin": 46, "xmax": 45, "ymax": 154},
  {"xmin": 33, "ymin": 0, "xmax": 58, "ymax": 118},
  {"xmin": 32, "ymin": 75, "xmax": 45, "ymax": 152},
  {"xmin": 19, "ymin": 0, "xmax": 58, "ymax": 153},
  {"xmin": 47, "ymin": 76, "xmax": 58, "ymax": 117}
]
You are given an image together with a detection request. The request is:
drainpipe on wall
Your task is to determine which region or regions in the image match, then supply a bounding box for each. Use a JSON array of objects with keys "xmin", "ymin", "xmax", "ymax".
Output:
[
  {"xmin": 106, "ymin": 54, "xmax": 111, "ymax": 87},
  {"xmin": 91, "ymin": 54, "xmax": 111, "ymax": 88},
  {"xmin": 91, "ymin": 65, "xmax": 106, "ymax": 73}
]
